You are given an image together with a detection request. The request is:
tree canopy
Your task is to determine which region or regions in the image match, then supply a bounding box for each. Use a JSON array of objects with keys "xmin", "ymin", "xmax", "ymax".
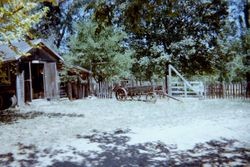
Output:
[
  {"xmin": 0, "ymin": 0, "xmax": 54, "ymax": 44},
  {"xmin": 66, "ymin": 20, "xmax": 134, "ymax": 82},
  {"xmin": 32, "ymin": 0, "xmax": 90, "ymax": 49},
  {"xmin": 0, "ymin": 0, "xmax": 55, "ymax": 81},
  {"xmin": 87, "ymin": 0, "xmax": 228, "ymax": 81},
  {"xmin": 1, "ymin": 0, "xmax": 248, "ymax": 83}
]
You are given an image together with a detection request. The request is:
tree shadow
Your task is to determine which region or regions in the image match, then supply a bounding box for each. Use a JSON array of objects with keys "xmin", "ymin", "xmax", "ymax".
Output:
[
  {"xmin": 0, "ymin": 110, "xmax": 84, "ymax": 124},
  {"xmin": 50, "ymin": 129, "xmax": 250, "ymax": 167},
  {"xmin": 0, "ymin": 129, "xmax": 249, "ymax": 167}
]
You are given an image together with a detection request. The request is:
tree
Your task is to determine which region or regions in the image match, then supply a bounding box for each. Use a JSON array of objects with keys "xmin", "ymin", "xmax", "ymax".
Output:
[
  {"xmin": 209, "ymin": 17, "xmax": 250, "ymax": 83},
  {"xmin": 242, "ymin": 29, "xmax": 250, "ymax": 82},
  {"xmin": 0, "ymin": 0, "xmax": 51, "ymax": 43},
  {"xmin": 213, "ymin": 37, "xmax": 243, "ymax": 82},
  {"xmin": 123, "ymin": 0, "xmax": 228, "ymax": 79},
  {"xmin": 32, "ymin": 0, "xmax": 90, "ymax": 49},
  {"xmin": 86, "ymin": 0, "xmax": 228, "ymax": 80},
  {"xmin": 66, "ymin": 20, "xmax": 134, "ymax": 82}
]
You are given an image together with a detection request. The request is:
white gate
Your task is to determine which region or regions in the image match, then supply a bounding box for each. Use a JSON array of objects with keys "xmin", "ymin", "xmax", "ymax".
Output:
[{"xmin": 167, "ymin": 65, "xmax": 204, "ymax": 97}]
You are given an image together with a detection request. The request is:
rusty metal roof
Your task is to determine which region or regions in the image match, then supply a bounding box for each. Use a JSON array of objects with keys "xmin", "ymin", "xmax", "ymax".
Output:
[{"xmin": 0, "ymin": 39, "xmax": 64, "ymax": 62}]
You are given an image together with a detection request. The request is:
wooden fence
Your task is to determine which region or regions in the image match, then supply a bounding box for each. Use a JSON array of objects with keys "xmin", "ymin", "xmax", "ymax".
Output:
[
  {"xmin": 92, "ymin": 80, "xmax": 250, "ymax": 99},
  {"xmin": 93, "ymin": 80, "xmax": 166, "ymax": 99},
  {"xmin": 94, "ymin": 81, "xmax": 113, "ymax": 98},
  {"xmin": 205, "ymin": 82, "xmax": 250, "ymax": 99}
]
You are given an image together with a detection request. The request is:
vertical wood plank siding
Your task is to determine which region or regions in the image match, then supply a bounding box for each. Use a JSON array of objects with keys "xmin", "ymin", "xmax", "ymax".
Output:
[{"xmin": 44, "ymin": 62, "xmax": 59, "ymax": 100}]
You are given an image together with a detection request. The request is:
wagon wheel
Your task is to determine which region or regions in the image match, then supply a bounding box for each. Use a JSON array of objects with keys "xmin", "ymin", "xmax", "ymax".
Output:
[
  {"xmin": 146, "ymin": 92, "xmax": 157, "ymax": 103},
  {"xmin": 115, "ymin": 88, "xmax": 127, "ymax": 101}
]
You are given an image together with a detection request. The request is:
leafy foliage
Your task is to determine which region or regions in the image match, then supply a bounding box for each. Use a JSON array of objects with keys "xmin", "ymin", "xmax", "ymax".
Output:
[
  {"xmin": 225, "ymin": 29, "xmax": 250, "ymax": 82},
  {"xmin": 32, "ymin": 0, "xmax": 89, "ymax": 49},
  {"xmin": 16, "ymin": 0, "xmax": 245, "ymax": 83},
  {"xmin": 66, "ymin": 20, "xmax": 134, "ymax": 82},
  {"xmin": 0, "ymin": 0, "xmax": 51, "ymax": 43},
  {"xmin": 123, "ymin": 0, "xmax": 228, "ymax": 79},
  {"xmin": 86, "ymin": 0, "xmax": 229, "ymax": 80},
  {"xmin": 208, "ymin": 15, "xmax": 250, "ymax": 83}
]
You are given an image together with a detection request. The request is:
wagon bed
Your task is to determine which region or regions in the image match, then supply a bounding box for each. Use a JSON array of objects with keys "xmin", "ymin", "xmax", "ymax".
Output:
[{"xmin": 115, "ymin": 85, "xmax": 157, "ymax": 102}]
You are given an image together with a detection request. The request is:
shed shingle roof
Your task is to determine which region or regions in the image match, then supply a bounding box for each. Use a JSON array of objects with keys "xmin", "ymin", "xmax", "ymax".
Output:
[{"xmin": 0, "ymin": 39, "xmax": 63, "ymax": 62}]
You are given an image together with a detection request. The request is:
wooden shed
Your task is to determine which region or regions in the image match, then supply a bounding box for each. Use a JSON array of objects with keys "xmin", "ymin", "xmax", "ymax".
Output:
[
  {"xmin": 60, "ymin": 65, "xmax": 92, "ymax": 100},
  {"xmin": 0, "ymin": 39, "xmax": 63, "ymax": 109}
]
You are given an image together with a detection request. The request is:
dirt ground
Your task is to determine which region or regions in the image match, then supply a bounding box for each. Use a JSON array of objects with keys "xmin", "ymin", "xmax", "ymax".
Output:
[{"xmin": 0, "ymin": 98, "xmax": 249, "ymax": 167}]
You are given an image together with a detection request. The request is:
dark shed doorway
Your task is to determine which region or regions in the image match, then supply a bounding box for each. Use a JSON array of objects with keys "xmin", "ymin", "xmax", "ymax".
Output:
[{"xmin": 31, "ymin": 63, "xmax": 44, "ymax": 99}]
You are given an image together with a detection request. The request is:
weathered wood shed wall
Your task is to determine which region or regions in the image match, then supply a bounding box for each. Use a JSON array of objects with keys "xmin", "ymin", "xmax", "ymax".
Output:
[
  {"xmin": 60, "ymin": 66, "xmax": 91, "ymax": 100},
  {"xmin": 0, "ymin": 39, "xmax": 63, "ymax": 108}
]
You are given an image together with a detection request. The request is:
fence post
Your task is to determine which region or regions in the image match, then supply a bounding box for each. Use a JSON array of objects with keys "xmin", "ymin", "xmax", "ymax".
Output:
[
  {"xmin": 167, "ymin": 76, "xmax": 172, "ymax": 96},
  {"xmin": 222, "ymin": 81, "xmax": 226, "ymax": 98},
  {"xmin": 241, "ymin": 82, "xmax": 243, "ymax": 99},
  {"xmin": 168, "ymin": 65, "xmax": 172, "ymax": 96},
  {"xmin": 233, "ymin": 83, "xmax": 235, "ymax": 99},
  {"xmin": 98, "ymin": 82, "xmax": 100, "ymax": 98},
  {"xmin": 184, "ymin": 82, "xmax": 187, "ymax": 97},
  {"xmin": 162, "ymin": 79, "xmax": 166, "ymax": 94},
  {"xmin": 204, "ymin": 82, "xmax": 207, "ymax": 99}
]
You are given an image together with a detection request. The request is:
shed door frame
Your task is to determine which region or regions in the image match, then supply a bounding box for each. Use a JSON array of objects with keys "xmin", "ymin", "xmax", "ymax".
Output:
[{"xmin": 24, "ymin": 62, "xmax": 33, "ymax": 102}]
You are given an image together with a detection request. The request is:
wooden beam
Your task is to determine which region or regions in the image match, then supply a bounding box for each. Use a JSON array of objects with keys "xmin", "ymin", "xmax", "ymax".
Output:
[{"xmin": 16, "ymin": 71, "xmax": 25, "ymax": 107}]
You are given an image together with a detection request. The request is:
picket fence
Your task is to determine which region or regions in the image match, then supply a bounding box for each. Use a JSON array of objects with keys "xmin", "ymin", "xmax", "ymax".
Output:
[{"xmin": 205, "ymin": 82, "xmax": 250, "ymax": 99}]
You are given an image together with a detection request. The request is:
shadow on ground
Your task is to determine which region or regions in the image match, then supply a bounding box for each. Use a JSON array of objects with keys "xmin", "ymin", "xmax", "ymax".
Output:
[
  {"xmin": 0, "ymin": 129, "xmax": 249, "ymax": 167},
  {"xmin": 0, "ymin": 110, "xmax": 84, "ymax": 124}
]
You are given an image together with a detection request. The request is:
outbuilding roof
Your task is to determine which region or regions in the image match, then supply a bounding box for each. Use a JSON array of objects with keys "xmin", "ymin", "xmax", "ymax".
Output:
[
  {"xmin": 0, "ymin": 39, "xmax": 64, "ymax": 62},
  {"xmin": 64, "ymin": 65, "xmax": 92, "ymax": 74}
]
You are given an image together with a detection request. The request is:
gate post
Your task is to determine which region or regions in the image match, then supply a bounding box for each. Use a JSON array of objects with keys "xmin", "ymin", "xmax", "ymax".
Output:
[
  {"xmin": 184, "ymin": 82, "xmax": 187, "ymax": 97},
  {"xmin": 168, "ymin": 65, "xmax": 172, "ymax": 96}
]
